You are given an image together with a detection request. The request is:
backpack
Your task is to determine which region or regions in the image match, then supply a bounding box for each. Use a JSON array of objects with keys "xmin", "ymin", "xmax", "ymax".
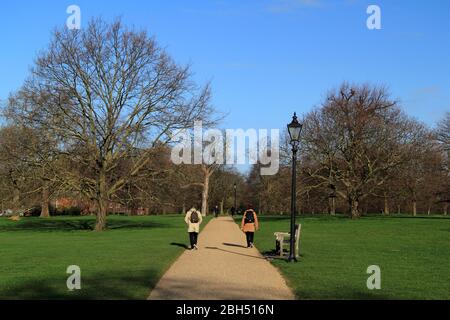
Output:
[
  {"xmin": 244, "ymin": 210, "xmax": 255, "ymax": 224},
  {"xmin": 190, "ymin": 211, "xmax": 199, "ymax": 223}
]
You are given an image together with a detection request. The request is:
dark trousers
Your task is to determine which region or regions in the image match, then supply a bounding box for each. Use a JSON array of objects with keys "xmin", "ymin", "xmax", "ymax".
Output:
[
  {"xmin": 189, "ymin": 232, "xmax": 199, "ymax": 248},
  {"xmin": 245, "ymin": 232, "xmax": 254, "ymax": 247}
]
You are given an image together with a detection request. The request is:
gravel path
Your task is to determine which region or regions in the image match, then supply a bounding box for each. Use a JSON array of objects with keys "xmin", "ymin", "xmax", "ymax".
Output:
[{"xmin": 148, "ymin": 216, "xmax": 295, "ymax": 300}]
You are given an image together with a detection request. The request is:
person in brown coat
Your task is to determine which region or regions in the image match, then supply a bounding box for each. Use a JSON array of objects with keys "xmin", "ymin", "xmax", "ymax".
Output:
[{"xmin": 241, "ymin": 205, "xmax": 259, "ymax": 248}]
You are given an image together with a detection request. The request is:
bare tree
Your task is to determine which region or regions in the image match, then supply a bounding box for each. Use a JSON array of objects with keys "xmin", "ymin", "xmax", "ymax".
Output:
[
  {"xmin": 7, "ymin": 18, "xmax": 216, "ymax": 230},
  {"xmin": 300, "ymin": 83, "xmax": 424, "ymax": 218},
  {"xmin": 435, "ymin": 112, "xmax": 450, "ymax": 153},
  {"xmin": 179, "ymin": 151, "xmax": 221, "ymax": 217},
  {"xmin": 433, "ymin": 113, "xmax": 450, "ymax": 214},
  {"xmin": 0, "ymin": 127, "xmax": 29, "ymax": 212}
]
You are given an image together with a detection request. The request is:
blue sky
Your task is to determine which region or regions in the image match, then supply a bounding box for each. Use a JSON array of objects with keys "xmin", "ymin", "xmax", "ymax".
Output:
[{"xmin": 0, "ymin": 0, "xmax": 449, "ymax": 132}]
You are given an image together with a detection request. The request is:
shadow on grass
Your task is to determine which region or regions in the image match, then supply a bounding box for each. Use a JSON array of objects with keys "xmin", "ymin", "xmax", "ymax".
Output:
[
  {"xmin": 0, "ymin": 270, "xmax": 161, "ymax": 300},
  {"xmin": 170, "ymin": 243, "xmax": 189, "ymax": 249},
  {"xmin": 294, "ymin": 286, "xmax": 392, "ymax": 300},
  {"xmin": 261, "ymin": 249, "xmax": 306, "ymax": 262},
  {"xmin": 0, "ymin": 219, "xmax": 169, "ymax": 232},
  {"xmin": 0, "ymin": 270, "xmax": 393, "ymax": 300}
]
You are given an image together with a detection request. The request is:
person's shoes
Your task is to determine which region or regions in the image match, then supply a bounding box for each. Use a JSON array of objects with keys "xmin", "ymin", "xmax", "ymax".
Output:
[
  {"xmin": 250, "ymin": 243, "xmax": 254, "ymax": 248},
  {"xmin": 194, "ymin": 244, "xmax": 199, "ymax": 250}
]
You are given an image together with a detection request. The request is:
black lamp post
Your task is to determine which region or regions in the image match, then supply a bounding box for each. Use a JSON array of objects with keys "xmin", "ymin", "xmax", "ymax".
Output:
[
  {"xmin": 287, "ymin": 113, "xmax": 303, "ymax": 262},
  {"xmin": 233, "ymin": 183, "xmax": 237, "ymax": 216}
]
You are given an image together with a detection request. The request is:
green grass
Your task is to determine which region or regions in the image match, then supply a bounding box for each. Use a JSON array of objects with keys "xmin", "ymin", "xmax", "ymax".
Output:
[
  {"xmin": 2, "ymin": 214, "xmax": 449, "ymax": 300},
  {"xmin": 0, "ymin": 215, "xmax": 210, "ymax": 300},
  {"xmin": 241, "ymin": 215, "xmax": 450, "ymax": 300}
]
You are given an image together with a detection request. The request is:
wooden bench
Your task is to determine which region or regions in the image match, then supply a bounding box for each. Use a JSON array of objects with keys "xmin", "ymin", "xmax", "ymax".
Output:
[{"xmin": 274, "ymin": 224, "xmax": 301, "ymax": 258}]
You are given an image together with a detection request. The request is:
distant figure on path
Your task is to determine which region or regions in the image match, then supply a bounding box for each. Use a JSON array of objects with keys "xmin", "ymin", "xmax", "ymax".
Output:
[
  {"xmin": 185, "ymin": 207, "xmax": 203, "ymax": 250},
  {"xmin": 241, "ymin": 205, "xmax": 259, "ymax": 248},
  {"xmin": 230, "ymin": 206, "xmax": 236, "ymax": 217},
  {"xmin": 213, "ymin": 205, "xmax": 220, "ymax": 218}
]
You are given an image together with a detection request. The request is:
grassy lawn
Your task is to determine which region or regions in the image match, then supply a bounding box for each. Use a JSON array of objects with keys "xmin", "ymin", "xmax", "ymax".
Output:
[
  {"xmin": 240, "ymin": 215, "xmax": 450, "ymax": 300},
  {"xmin": 2, "ymin": 214, "xmax": 448, "ymax": 300},
  {"xmin": 0, "ymin": 215, "xmax": 210, "ymax": 300}
]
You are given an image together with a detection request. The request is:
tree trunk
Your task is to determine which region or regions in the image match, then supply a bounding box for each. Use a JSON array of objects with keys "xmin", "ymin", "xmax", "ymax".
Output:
[
  {"xmin": 412, "ymin": 200, "xmax": 417, "ymax": 217},
  {"xmin": 95, "ymin": 198, "xmax": 107, "ymax": 231},
  {"xmin": 95, "ymin": 169, "xmax": 108, "ymax": 231},
  {"xmin": 383, "ymin": 193, "xmax": 390, "ymax": 215},
  {"xmin": 349, "ymin": 196, "xmax": 360, "ymax": 219},
  {"xmin": 201, "ymin": 171, "xmax": 211, "ymax": 217},
  {"xmin": 12, "ymin": 186, "xmax": 20, "ymax": 213},
  {"xmin": 220, "ymin": 200, "xmax": 224, "ymax": 216},
  {"xmin": 329, "ymin": 197, "xmax": 336, "ymax": 216},
  {"xmin": 397, "ymin": 205, "xmax": 401, "ymax": 215},
  {"xmin": 444, "ymin": 202, "xmax": 448, "ymax": 216},
  {"xmin": 258, "ymin": 197, "xmax": 262, "ymax": 214},
  {"xmin": 40, "ymin": 182, "xmax": 50, "ymax": 218}
]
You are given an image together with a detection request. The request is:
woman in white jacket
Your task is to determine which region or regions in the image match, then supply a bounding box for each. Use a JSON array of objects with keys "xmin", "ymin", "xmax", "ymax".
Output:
[{"xmin": 184, "ymin": 207, "xmax": 203, "ymax": 250}]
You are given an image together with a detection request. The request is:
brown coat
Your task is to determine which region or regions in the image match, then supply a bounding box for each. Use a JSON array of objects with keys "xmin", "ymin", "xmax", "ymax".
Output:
[{"xmin": 241, "ymin": 210, "xmax": 259, "ymax": 233}]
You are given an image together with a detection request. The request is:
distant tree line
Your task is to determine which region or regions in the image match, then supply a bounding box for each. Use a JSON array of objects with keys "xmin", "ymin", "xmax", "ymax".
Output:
[{"xmin": 1, "ymin": 85, "xmax": 447, "ymax": 222}]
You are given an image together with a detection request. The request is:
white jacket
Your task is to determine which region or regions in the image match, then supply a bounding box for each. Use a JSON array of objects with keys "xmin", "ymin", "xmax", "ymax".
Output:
[{"xmin": 185, "ymin": 209, "xmax": 203, "ymax": 233}]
